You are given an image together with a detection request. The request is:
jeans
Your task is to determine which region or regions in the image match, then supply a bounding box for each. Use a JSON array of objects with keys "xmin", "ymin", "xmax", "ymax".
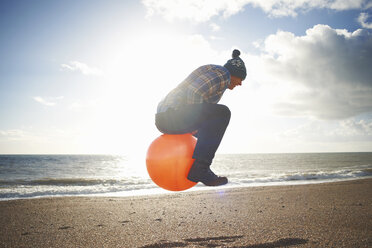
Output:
[{"xmin": 155, "ymin": 103, "xmax": 231, "ymax": 165}]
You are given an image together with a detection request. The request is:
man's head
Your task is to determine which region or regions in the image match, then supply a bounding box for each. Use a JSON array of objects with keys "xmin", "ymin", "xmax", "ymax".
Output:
[
  {"xmin": 223, "ymin": 49, "xmax": 246, "ymax": 90},
  {"xmin": 228, "ymin": 75, "xmax": 242, "ymax": 90}
]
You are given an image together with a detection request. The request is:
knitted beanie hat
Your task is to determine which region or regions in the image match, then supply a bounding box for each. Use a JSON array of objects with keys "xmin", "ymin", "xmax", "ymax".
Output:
[{"xmin": 223, "ymin": 49, "xmax": 246, "ymax": 80}]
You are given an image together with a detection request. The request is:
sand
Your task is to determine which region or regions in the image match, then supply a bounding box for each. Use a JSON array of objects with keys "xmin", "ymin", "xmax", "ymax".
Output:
[{"xmin": 0, "ymin": 179, "xmax": 371, "ymax": 248}]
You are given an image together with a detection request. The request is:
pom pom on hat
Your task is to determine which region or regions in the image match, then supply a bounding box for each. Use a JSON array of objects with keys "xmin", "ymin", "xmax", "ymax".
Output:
[
  {"xmin": 224, "ymin": 49, "xmax": 246, "ymax": 80},
  {"xmin": 232, "ymin": 49, "xmax": 240, "ymax": 58}
]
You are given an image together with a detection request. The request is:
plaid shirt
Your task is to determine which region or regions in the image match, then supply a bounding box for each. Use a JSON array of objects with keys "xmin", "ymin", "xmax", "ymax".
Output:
[{"xmin": 157, "ymin": 65, "xmax": 230, "ymax": 113}]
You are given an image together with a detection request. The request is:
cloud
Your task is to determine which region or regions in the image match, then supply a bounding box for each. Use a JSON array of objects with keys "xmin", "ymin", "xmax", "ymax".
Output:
[
  {"xmin": 0, "ymin": 129, "xmax": 29, "ymax": 141},
  {"xmin": 358, "ymin": 12, "xmax": 372, "ymax": 29},
  {"xmin": 251, "ymin": 0, "xmax": 369, "ymax": 17},
  {"xmin": 142, "ymin": 0, "xmax": 370, "ymax": 22},
  {"xmin": 210, "ymin": 23, "xmax": 221, "ymax": 32},
  {"xmin": 69, "ymin": 100, "xmax": 99, "ymax": 112},
  {"xmin": 0, "ymin": 127, "xmax": 83, "ymax": 154},
  {"xmin": 280, "ymin": 118, "xmax": 372, "ymax": 143},
  {"xmin": 340, "ymin": 118, "xmax": 372, "ymax": 136},
  {"xmin": 61, "ymin": 61, "xmax": 103, "ymax": 76},
  {"xmin": 210, "ymin": 35, "xmax": 224, "ymax": 41},
  {"xmin": 142, "ymin": 0, "xmax": 245, "ymax": 22},
  {"xmin": 252, "ymin": 24, "xmax": 372, "ymax": 120},
  {"xmin": 33, "ymin": 96, "xmax": 63, "ymax": 106}
]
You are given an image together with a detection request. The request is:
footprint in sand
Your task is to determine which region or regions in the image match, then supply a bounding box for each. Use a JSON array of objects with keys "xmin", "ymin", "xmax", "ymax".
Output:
[
  {"xmin": 120, "ymin": 220, "xmax": 130, "ymax": 225},
  {"xmin": 58, "ymin": 226, "xmax": 72, "ymax": 230}
]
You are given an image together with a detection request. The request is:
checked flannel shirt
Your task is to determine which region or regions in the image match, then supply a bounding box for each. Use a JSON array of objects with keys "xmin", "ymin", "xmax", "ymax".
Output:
[{"xmin": 157, "ymin": 64, "xmax": 231, "ymax": 113}]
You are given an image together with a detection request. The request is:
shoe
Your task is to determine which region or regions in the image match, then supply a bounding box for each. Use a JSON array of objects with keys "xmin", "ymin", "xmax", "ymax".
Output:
[{"xmin": 187, "ymin": 160, "xmax": 228, "ymax": 186}]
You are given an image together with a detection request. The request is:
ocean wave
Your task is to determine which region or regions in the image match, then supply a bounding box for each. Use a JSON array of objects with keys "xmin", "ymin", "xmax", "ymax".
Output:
[
  {"xmin": 0, "ymin": 177, "xmax": 149, "ymax": 187},
  {"xmin": 285, "ymin": 169, "xmax": 371, "ymax": 180},
  {"xmin": 1, "ymin": 168, "xmax": 371, "ymax": 188},
  {"xmin": 0, "ymin": 183, "xmax": 158, "ymax": 199},
  {"xmin": 1, "ymin": 167, "xmax": 371, "ymax": 200},
  {"xmin": 234, "ymin": 169, "xmax": 372, "ymax": 185},
  {"xmin": 1, "ymin": 153, "xmax": 372, "ymax": 200}
]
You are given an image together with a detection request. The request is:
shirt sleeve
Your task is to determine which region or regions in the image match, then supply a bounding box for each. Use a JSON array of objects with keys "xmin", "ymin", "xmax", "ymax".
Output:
[
  {"xmin": 186, "ymin": 79, "xmax": 209, "ymax": 104},
  {"xmin": 185, "ymin": 65, "xmax": 229, "ymax": 105}
]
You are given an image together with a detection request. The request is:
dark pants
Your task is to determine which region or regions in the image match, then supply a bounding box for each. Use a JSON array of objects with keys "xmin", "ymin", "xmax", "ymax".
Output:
[{"xmin": 155, "ymin": 103, "xmax": 231, "ymax": 165}]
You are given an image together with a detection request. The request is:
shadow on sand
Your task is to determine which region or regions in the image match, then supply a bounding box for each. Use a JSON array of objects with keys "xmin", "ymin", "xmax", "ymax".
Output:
[{"xmin": 140, "ymin": 235, "xmax": 308, "ymax": 247}]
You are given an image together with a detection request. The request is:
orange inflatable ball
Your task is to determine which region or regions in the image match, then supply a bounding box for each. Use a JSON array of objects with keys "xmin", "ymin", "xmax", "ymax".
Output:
[{"xmin": 146, "ymin": 134, "xmax": 197, "ymax": 191}]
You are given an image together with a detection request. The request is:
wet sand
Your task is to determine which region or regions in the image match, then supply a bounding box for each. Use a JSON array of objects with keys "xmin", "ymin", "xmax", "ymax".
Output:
[{"xmin": 0, "ymin": 179, "xmax": 371, "ymax": 247}]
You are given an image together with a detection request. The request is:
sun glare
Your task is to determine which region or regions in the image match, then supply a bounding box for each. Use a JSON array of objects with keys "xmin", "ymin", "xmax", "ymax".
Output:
[{"xmin": 77, "ymin": 26, "xmax": 219, "ymax": 155}]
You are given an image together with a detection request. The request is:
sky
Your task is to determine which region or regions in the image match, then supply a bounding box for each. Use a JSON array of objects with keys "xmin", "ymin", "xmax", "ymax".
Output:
[{"xmin": 0, "ymin": 0, "xmax": 372, "ymax": 155}]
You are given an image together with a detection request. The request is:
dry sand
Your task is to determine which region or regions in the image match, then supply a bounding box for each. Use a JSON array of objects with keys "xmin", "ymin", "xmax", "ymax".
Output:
[{"xmin": 1, "ymin": 179, "xmax": 371, "ymax": 248}]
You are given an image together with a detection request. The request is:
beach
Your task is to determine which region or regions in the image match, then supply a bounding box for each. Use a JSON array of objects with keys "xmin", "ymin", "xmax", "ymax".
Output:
[{"xmin": 0, "ymin": 179, "xmax": 371, "ymax": 248}]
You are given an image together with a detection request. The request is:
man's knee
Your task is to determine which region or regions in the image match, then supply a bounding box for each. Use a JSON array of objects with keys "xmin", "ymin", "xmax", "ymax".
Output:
[{"xmin": 217, "ymin": 104, "xmax": 231, "ymax": 121}]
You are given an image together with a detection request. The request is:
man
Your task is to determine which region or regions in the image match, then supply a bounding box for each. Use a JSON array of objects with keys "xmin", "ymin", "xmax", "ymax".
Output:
[{"xmin": 155, "ymin": 49, "xmax": 247, "ymax": 186}]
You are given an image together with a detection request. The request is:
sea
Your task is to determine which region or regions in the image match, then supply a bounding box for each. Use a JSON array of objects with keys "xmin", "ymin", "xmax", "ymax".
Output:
[{"xmin": 1, "ymin": 153, "xmax": 372, "ymax": 201}]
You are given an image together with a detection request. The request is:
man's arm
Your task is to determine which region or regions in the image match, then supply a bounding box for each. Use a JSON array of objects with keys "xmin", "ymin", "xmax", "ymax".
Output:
[{"xmin": 186, "ymin": 79, "xmax": 209, "ymax": 104}]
